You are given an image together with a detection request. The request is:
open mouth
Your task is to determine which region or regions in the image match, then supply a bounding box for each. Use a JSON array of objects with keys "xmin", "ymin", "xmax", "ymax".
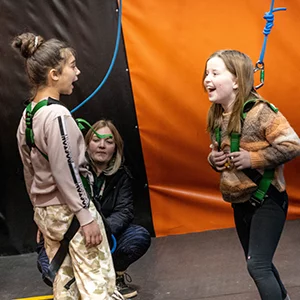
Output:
[
  {"xmin": 71, "ymin": 78, "xmax": 78, "ymax": 89},
  {"xmin": 207, "ymin": 87, "xmax": 216, "ymax": 93}
]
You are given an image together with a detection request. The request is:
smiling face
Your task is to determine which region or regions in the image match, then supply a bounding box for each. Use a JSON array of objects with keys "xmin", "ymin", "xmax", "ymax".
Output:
[
  {"xmin": 204, "ymin": 56, "xmax": 238, "ymax": 112},
  {"xmin": 56, "ymin": 51, "xmax": 80, "ymax": 95},
  {"xmin": 87, "ymin": 126, "xmax": 116, "ymax": 168}
]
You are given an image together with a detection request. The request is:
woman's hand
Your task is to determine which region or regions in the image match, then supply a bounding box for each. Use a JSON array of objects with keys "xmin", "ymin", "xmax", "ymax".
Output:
[{"xmin": 230, "ymin": 148, "xmax": 251, "ymax": 170}]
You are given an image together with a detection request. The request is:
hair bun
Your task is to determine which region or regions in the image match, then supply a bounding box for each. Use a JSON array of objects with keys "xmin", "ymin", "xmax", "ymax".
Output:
[
  {"xmin": 12, "ymin": 37, "xmax": 22, "ymax": 49},
  {"xmin": 12, "ymin": 32, "xmax": 44, "ymax": 59}
]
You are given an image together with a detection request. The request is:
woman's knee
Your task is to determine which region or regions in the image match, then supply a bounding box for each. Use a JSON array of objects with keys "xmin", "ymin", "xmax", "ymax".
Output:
[
  {"xmin": 115, "ymin": 225, "xmax": 151, "ymax": 260},
  {"xmin": 133, "ymin": 226, "xmax": 151, "ymax": 254},
  {"xmin": 135, "ymin": 225, "xmax": 151, "ymax": 247}
]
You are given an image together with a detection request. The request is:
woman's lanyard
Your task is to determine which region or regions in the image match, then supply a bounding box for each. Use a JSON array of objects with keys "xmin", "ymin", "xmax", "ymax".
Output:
[
  {"xmin": 99, "ymin": 179, "xmax": 106, "ymax": 200},
  {"xmin": 94, "ymin": 175, "xmax": 106, "ymax": 201}
]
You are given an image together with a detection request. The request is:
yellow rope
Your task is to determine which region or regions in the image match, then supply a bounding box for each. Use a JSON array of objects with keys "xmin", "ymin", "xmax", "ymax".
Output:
[{"xmin": 14, "ymin": 295, "xmax": 53, "ymax": 300}]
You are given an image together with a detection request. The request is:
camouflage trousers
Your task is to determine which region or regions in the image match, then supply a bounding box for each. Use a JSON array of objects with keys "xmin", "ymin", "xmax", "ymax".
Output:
[{"xmin": 34, "ymin": 201, "xmax": 116, "ymax": 300}]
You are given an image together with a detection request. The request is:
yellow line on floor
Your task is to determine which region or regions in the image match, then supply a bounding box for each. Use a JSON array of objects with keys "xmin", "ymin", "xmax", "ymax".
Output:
[{"xmin": 14, "ymin": 296, "xmax": 53, "ymax": 300}]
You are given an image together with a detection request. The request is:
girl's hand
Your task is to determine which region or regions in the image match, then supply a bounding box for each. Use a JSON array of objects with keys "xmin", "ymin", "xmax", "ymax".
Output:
[
  {"xmin": 82, "ymin": 220, "xmax": 102, "ymax": 248},
  {"xmin": 209, "ymin": 142, "xmax": 228, "ymax": 171},
  {"xmin": 230, "ymin": 148, "xmax": 251, "ymax": 170}
]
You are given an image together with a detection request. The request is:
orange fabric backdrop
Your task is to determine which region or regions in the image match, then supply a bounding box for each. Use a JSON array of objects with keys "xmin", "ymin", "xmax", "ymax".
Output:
[{"xmin": 122, "ymin": 0, "xmax": 300, "ymax": 236}]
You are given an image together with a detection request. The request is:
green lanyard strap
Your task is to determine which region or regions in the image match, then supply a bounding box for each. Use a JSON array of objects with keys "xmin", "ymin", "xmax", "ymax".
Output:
[
  {"xmin": 230, "ymin": 132, "xmax": 240, "ymax": 153},
  {"xmin": 214, "ymin": 128, "xmax": 221, "ymax": 151},
  {"xmin": 214, "ymin": 128, "xmax": 240, "ymax": 153},
  {"xmin": 25, "ymin": 100, "xmax": 48, "ymax": 149},
  {"xmin": 253, "ymin": 169, "xmax": 274, "ymax": 201},
  {"xmin": 25, "ymin": 100, "xmax": 49, "ymax": 160}
]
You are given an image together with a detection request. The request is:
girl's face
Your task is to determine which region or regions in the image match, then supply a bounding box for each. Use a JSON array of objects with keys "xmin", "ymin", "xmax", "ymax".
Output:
[
  {"xmin": 204, "ymin": 56, "xmax": 237, "ymax": 112},
  {"xmin": 56, "ymin": 52, "xmax": 81, "ymax": 95},
  {"xmin": 88, "ymin": 126, "xmax": 116, "ymax": 166}
]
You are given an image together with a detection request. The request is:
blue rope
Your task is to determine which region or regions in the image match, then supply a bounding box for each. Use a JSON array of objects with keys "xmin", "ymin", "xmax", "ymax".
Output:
[
  {"xmin": 258, "ymin": 0, "xmax": 286, "ymax": 64},
  {"xmin": 110, "ymin": 234, "xmax": 117, "ymax": 254},
  {"xmin": 71, "ymin": 0, "xmax": 123, "ymax": 113}
]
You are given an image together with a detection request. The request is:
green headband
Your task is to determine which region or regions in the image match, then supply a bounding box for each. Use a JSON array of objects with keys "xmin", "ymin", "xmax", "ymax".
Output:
[{"xmin": 76, "ymin": 118, "xmax": 113, "ymax": 139}]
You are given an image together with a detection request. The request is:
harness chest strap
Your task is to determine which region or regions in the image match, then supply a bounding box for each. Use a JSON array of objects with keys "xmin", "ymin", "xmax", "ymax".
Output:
[
  {"xmin": 25, "ymin": 100, "xmax": 93, "ymax": 194},
  {"xmin": 214, "ymin": 99, "xmax": 278, "ymax": 203}
]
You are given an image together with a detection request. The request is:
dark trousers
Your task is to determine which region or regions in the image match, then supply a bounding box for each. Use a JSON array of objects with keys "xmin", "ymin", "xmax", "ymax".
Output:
[
  {"xmin": 113, "ymin": 224, "xmax": 151, "ymax": 272},
  {"xmin": 232, "ymin": 192, "xmax": 288, "ymax": 300}
]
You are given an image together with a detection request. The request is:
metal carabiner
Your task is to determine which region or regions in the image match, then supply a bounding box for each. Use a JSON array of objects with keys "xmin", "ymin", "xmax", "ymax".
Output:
[{"xmin": 254, "ymin": 61, "xmax": 265, "ymax": 90}]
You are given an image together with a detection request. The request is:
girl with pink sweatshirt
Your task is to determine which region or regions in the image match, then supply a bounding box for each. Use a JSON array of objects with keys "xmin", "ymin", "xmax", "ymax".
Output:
[{"xmin": 13, "ymin": 32, "xmax": 123, "ymax": 300}]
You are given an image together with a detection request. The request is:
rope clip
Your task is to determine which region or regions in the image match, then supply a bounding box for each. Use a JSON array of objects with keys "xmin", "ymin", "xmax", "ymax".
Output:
[
  {"xmin": 255, "ymin": 1, "xmax": 286, "ymax": 89},
  {"xmin": 254, "ymin": 61, "xmax": 265, "ymax": 90}
]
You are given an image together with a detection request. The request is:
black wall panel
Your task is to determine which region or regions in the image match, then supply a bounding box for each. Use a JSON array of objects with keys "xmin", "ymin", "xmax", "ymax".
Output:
[{"xmin": 0, "ymin": 0, "xmax": 154, "ymax": 254}]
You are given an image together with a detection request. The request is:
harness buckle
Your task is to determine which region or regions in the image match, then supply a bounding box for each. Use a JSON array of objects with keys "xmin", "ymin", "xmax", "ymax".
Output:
[
  {"xmin": 25, "ymin": 111, "xmax": 33, "ymax": 128},
  {"xmin": 249, "ymin": 194, "xmax": 267, "ymax": 207}
]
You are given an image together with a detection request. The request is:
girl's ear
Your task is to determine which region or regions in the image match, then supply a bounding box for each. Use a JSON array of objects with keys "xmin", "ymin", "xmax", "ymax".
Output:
[
  {"xmin": 49, "ymin": 68, "xmax": 59, "ymax": 82},
  {"xmin": 233, "ymin": 80, "xmax": 238, "ymax": 90}
]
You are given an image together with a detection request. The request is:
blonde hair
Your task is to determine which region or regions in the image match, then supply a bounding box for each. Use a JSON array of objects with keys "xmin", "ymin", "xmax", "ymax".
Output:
[
  {"xmin": 203, "ymin": 50, "xmax": 262, "ymax": 135},
  {"xmin": 85, "ymin": 120, "xmax": 124, "ymax": 176}
]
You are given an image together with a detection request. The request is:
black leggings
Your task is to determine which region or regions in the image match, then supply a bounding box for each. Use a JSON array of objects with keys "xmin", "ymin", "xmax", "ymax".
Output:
[{"xmin": 232, "ymin": 192, "xmax": 288, "ymax": 300}]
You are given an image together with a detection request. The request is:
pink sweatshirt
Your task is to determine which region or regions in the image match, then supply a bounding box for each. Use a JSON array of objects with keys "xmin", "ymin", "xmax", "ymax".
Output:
[{"xmin": 17, "ymin": 99, "xmax": 93, "ymax": 226}]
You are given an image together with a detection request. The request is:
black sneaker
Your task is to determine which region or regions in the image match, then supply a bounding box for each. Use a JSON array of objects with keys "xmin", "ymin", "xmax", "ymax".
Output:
[{"xmin": 116, "ymin": 273, "xmax": 138, "ymax": 299}]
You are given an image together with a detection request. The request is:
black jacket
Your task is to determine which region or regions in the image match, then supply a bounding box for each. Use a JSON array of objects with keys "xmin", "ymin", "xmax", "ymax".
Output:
[{"xmin": 92, "ymin": 166, "xmax": 134, "ymax": 237}]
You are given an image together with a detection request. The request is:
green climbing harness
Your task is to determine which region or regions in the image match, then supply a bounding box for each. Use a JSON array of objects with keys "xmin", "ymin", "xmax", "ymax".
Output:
[
  {"xmin": 24, "ymin": 99, "xmax": 117, "ymax": 287},
  {"xmin": 215, "ymin": 99, "xmax": 279, "ymax": 207},
  {"xmin": 25, "ymin": 99, "xmax": 93, "ymax": 194},
  {"xmin": 25, "ymin": 100, "xmax": 49, "ymax": 160},
  {"xmin": 25, "ymin": 101, "xmax": 113, "ymax": 159}
]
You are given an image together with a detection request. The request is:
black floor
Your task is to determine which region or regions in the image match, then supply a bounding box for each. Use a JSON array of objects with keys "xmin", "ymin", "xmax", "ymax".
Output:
[{"xmin": 1, "ymin": 219, "xmax": 300, "ymax": 300}]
